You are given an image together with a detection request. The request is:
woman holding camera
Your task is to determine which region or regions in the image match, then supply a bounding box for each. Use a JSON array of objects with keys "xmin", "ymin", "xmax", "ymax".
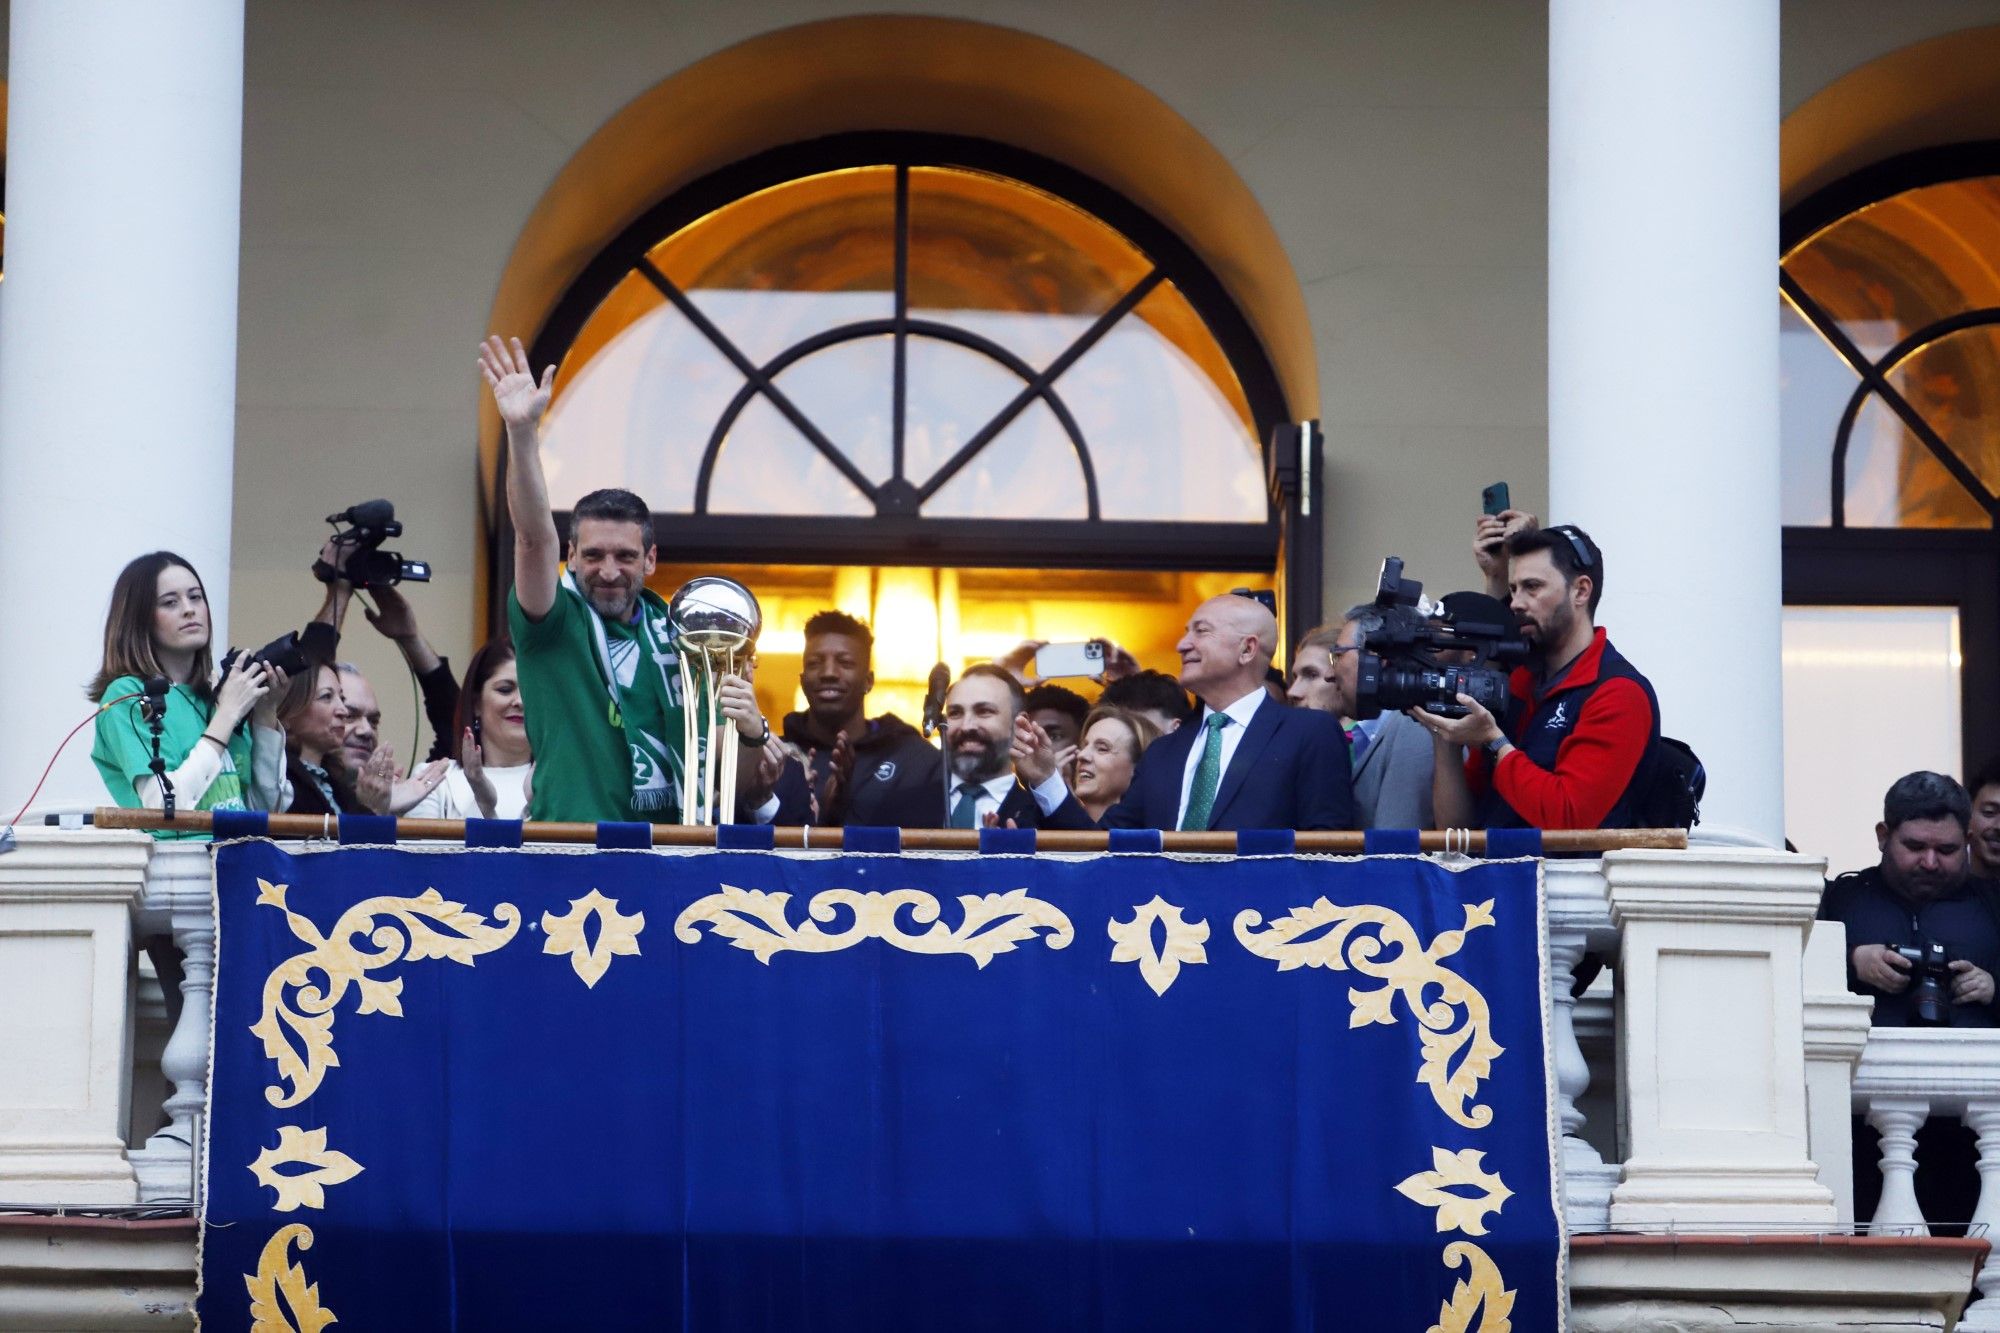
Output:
[
  {"xmin": 406, "ymin": 638, "xmax": 534, "ymax": 821},
  {"xmin": 88, "ymin": 552, "xmax": 291, "ymax": 833}
]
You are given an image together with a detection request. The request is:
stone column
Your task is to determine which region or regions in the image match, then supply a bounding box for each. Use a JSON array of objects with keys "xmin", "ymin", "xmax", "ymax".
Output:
[
  {"xmin": 1606, "ymin": 848, "xmax": 1836, "ymax": 1227},
  {"xmin": 1548, "ymin": 0, "xmax": 1783, "ymax": 846},
  {"xmin": 0, "ymin": 829, "xmax": 152, "ymax": 1203},
  {"xmin": 0, "ymin": 0, "xmax": 247, "ymax": 813}
]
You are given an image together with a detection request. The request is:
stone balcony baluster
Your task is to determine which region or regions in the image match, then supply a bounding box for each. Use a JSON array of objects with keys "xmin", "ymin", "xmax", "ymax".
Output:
[
  {"xmin": 126, "ymin": 842, "xmax": 216, "ymax": 1204},
  {"xmin": 1547, "ymin": 858, "xmax": 1621, "ymax": 1230},
  {"xmin": 1851, "ymin": 1027, "xmax": 2000, "ymax": 1326}
]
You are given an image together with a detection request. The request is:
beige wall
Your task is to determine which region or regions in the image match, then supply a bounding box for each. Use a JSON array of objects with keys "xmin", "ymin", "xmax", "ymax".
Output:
[{"xmin": 10, "ymin": 3, "xmax": 1995, "ymax": 749}]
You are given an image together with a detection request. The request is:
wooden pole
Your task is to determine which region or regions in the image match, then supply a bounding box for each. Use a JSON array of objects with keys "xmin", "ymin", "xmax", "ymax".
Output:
[{"xmin": 87, "ymin": 807, "xmax": 1688, "ymax": 854}]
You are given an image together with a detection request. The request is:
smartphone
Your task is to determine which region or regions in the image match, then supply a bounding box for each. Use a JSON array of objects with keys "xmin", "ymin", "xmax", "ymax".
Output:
[
  {"xmin": 1035, "ymin": 640, "xmax": 1107, "ymax": 679},
  {"xmin": 1481, "ymin": 482, "xmax": 1511, "ymax": 517}
]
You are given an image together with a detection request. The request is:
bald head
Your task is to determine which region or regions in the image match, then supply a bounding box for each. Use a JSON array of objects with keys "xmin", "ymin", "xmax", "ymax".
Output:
[{"xmin": 1175, "ymin": 594, "xmax": 1280, "ymax": 708}]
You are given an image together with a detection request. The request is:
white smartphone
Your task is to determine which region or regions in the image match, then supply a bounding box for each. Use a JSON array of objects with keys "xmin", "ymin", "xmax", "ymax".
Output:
[{"xmin": 1034, "ymin": 640, "xmax": 1106, "ymax": 679}]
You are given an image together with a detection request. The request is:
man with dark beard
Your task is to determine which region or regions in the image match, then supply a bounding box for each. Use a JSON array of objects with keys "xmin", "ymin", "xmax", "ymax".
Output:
[
  {"xmin": 940, "ymin": 664, "xmax": 1061, "ymax": 828},
  {"xmin": 780, "ymin": 610, "xmax": 942, "ymax": 827},
  {"xmin": 1414, "ymin": 524, "xmax": 1661, "ymax": 830}
]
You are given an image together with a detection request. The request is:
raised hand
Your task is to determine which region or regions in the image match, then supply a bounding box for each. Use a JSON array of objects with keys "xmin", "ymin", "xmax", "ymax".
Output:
[
  {"xmin": 214, "ymin": 657, "xmax": 273, "ymax": 732},
  {"xmin": 995, "ymin": 639, "xmax": 1048, "ymax": 687},
  {"xmin": 251, "ymin": 664, "xmax": 291, "ymax": 731},
  {"xmin": 1473, "ymin": 508, "xmax": 1538, "ymax": 595},
  {"xmin": 391, "ymin": 759, "xmax": 452, "ymax": 816},
  {"xmin": 1009, "ymin": 713, "xmax": 1061, "ymax": 788},
  {"xmin": 363, "ymin": 585, "xmax": 419, "ymax": 642},
  {"xmin": 1095, "ymin": 639, "xmax": 1140, "ymax": 683},
  {"xmin": 478, "ymin": 335, "xmax": 555, "ymax": 432}
]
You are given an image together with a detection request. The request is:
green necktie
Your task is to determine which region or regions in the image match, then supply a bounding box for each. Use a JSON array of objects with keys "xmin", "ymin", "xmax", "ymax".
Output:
[
  {"xmin": 949, "ymin": 782, "xmax": 983, "ymax": 829},
  {"xmin": 1179, "ymin": 713, "xmax": 1233, "ymax": 831}
]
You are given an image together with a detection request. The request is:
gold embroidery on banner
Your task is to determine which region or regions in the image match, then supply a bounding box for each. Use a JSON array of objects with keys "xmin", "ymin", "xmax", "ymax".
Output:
[
  {"xmin": 1394, "ymin": 1147, "xmax": 1513, "ymax": 1236},
  {"xmin": 1233, "ymin": 897, "xmax": 1502, "ymax": 1127},
  {"xmin": 245, "ymin": 1223, "xmax": 336, "ymax": 1333},
  {"xmin": 1428, "ymin": 1241, "xmax": 1516, "ymax": 1333},
  {"xmin": 249, "ymin": 1125, "xmax": 364, "ymax": 1212},
  {"xmin": 674, "ymin": 885, "xmax": 1073, "ymax": 967},
  {"xmin": 1107, "ymin": 896, "xmax": 1209, "ymax": 996},
  {"xmin": 542, "ymin": 889, "xmax": 645, "ymax": 988},
  {"xmin": 250, "ymin": 879, "xmax": 521, "ymax": 1107}
]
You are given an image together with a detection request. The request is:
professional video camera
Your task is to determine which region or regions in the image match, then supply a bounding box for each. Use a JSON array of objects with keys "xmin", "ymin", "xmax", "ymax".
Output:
[
  {"xmin": 314, "ymin": 500, "xmax": 432, "ymax": 590},
  {"xmin": 1349, "ymin": 557, "xmax": 1529, "ymax": 720},
  {"xmin": 1888, "ymin": 939, "xmax": 1954, "ymax": 1025}
]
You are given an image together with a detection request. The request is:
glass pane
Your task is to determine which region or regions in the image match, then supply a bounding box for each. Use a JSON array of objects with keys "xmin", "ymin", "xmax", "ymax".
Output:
[
  {"xmin": 1887, "ymin": 325, "xmax": 2000, "ymax": 502},
  {"xmin": 1785, "ymin": 177, "xmax": 2000, "ymax": 361},
  {"xmin": 902, "ymin": 336, "xmax": 1035, "ymax": 490},
  {"xmin": 540, "ymin": 275, "xmax": 743, "ymax": 513},
  {"xmin": 1059, "ymin": 282, "xmax": 1265, "ymax": 522},
  {"xmin": 651, "ymin": 168, "xmax": 896, "ymax": 366},
  {"xmin": 1783, "ymin": 606, "xmax": 1962, "ymax": 873},
  {"xmin": 1841, "ymin": 394, "xmax": 1990, "ymax": 529},
  {"xmin": 707, "ymin": 395, "xmax": 873, "ymax": 517},
  {"xmin": 768, "ymin": 335, "xmax": 894, "ymax": 485},
  {"xmin": 923, "ymin": 396, "xmax": 1087, "ymax": 520},
  {"xmin": 907, "ymin": 166, "xmax": 1154, "ymax": 371},
  {"xmin": 1779, "ymin": 298, "xmax": 1857, "ymax": 526}
]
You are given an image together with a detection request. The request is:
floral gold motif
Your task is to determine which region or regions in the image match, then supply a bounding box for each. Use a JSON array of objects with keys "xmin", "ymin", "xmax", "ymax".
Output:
[
  {"xmin": 1107, "ymin": 896, "xmax": 1209, "ymax": 996},
  {"xmin": 674, "ymin": 885, "xmax": 1072, "ymax": 967},
  {"xmin": 1234, "ymin": 897, "xmax": 1502, "ymax": 1128},
  {"xmin": 1394, "ymin": 1146, "xmax": 1513, "ymax": 1236},
  {"xmin": 542, "ymin": 889, "xmax": 645, "ymax": 988},
  {"xmin": 245, "ymin": 1223, "xmax": 336, "ymax": 1333},
  {"xmin": 1428, "ymin": 1241, "xmax": 1516, "ymax": 1333},
  {"xmin": 250, "ymin": 879, "xmax": 521, "ymax": 1107},
  {"xmin": 249, "ymin": 1125, "xmax": 364, "ymax": 1212}
]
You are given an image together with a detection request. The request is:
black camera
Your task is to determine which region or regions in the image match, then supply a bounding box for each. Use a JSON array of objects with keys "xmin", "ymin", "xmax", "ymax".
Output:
[
  {"xmin": 1350, "ymin": 557, "xmax": 1529, "ymax": 720},
  {"xmin": 315, "ymin": 499, "xmax": 432, "ymax": 590},
  {"xmin": 220, "ymin": 631, "xmax": 309, "ymax": 680},
  {"xmin": 1889, "ymin": 939, "xmax": 1954, "ymax": 1026}
]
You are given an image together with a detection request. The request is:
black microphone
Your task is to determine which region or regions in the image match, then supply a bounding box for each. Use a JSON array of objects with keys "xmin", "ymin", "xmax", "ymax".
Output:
[
  {"xmin": 139, "ymin": 676, "xmax": 171, "ymax": 723},
  {"xmin": 922, "ymin": 663, "xmax": 951, "ymax": 737}
]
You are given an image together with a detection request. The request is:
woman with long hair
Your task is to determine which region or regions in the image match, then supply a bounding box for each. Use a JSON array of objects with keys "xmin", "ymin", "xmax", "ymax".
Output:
[
  {"xmin": 407, "ymin": 638, "xmax": 533, "ymax": 821},
  {"xmin": 1071, "ymin": 705, "xmax": 1159, "ymax": 824},
  {"xmin": 88, "ymin": 552, "xmax": 289, "ymax": 830},
  {"xmin": 277, "ymin": 662, "xmax": 365, "ymax": 816}
]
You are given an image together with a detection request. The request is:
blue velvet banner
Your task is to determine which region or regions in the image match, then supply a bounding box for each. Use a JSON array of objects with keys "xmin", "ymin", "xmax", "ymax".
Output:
[{"xmin": 199, "ymin": 842, "xmax": 1562, "ymax": 1331}]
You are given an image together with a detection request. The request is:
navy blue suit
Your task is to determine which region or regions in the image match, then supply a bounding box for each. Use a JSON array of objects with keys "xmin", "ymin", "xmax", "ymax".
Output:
[{"xmin": 1045, "ymin": 697, "xmax": 1356, "ymax": 831}]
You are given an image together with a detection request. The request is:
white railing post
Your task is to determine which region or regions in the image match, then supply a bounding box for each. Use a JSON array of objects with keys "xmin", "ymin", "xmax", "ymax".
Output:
[
  {"xmin": 1958, "ymin": 1099, "xmax": 2000, "ymax": 1327},
  {"xmin": 128, "ymin": 842, "xmax": 216, "ymax": 1202},
  {"xmin": 0, "ymin": 828, "xmax": 152, "ymax": 1203},
  {"xmin": 1864, "ymin": 1096, "xmax": 1931, "ymax": 1236},
  {"xmin": 1547, "ymin": 859, "xmax": 1619, "ymax": 1230},
  {"xmin": 1801, "ymin": 922, "xmax": 1873, "ymax": 1225},
  {"xmin": 1606, "ymin": 847, "xmax": 1836, "ymax": 1228}
]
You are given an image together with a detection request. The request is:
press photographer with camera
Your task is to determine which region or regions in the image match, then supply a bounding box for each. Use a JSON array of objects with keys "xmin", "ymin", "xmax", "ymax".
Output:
[
  {"xmin": 1411, "ymin": 525, "xmax": 1661, "ymax": 832},
  {"xmin": 1820, "ymin": 772, "xmax": 2000, "ymax": 1027},
  {"xmin": 482, "ymin": 335, "xmax": 768, "ymax": 823},
  {"xmin": 1288, "ymin": 611, "xmax": 1434, "ymax": 830},
  {"xmin": 88, "ymin": 552, "xmax": 292, "ymax": 830}
]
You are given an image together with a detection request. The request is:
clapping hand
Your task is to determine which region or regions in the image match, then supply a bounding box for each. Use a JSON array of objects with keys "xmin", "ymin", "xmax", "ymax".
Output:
[
  {"xmin": 357, "ymin": 744, "xmax": 450, "ymax": 816},
  {"xmin": 460, "ymin": 727, "xmax": 499, "ymax": 821}
]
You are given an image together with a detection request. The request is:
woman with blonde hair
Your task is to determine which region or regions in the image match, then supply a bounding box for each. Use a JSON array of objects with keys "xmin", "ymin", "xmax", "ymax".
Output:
[{"xmin": 1070, "ymin": 705, "xmax": 1160, "ymax": 824}]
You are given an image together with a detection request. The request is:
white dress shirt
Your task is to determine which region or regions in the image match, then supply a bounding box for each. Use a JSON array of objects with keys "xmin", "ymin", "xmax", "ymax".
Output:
[
  {"xmin": 1175, "ymin": 686, "xmax": 1269, "ymax": 826},
  {"xmin": 950, "ymin": 771, "xmax": 1025, "ymax": 827}
]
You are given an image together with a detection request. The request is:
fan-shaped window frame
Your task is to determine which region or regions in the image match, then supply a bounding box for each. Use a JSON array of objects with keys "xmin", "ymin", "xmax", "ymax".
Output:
[{"xmin": 502, "ymin": 132, "xmax": 1290, "ymax": 580}]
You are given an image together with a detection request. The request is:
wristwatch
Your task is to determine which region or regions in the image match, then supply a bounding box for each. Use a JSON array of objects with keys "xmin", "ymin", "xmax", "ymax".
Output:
[
  {"xmin": 738, "ymin": 720, "xmax": 772, "ymax": 747},
  {"xmin": 1482, "ymin": 736, "xmax": 1509, "ymax": 761}
]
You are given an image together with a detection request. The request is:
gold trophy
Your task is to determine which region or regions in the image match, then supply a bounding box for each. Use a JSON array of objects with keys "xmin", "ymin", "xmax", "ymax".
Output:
[{"xmin": 668, "ymin": 577, "xmax": 763, "ymax": 826}]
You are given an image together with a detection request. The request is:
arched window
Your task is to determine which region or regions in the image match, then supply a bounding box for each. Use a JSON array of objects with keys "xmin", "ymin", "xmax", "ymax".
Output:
[{"xmin": 516, "ymin": 135, "xmax": 1288, "ymax": 571}]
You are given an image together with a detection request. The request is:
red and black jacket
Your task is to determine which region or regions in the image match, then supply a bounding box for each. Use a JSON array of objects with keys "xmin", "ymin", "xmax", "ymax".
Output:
[{"xmin": 1463, "ymin": 628, "xmax": 1659, "ymax": 830}]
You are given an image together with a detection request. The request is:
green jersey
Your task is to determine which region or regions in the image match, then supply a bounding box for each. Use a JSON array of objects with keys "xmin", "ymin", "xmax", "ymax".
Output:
[
  {"xmin": 509, "ymin": 580, "xmax": 691, "ymax": 824},
  {"xmin": 91, "ymin": 676, "xmax": 255, "ymax": 841}
]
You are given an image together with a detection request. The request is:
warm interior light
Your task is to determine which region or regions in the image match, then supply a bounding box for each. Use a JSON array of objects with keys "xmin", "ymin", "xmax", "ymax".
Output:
[{"xmin": 650, "ymin": 561, "xmax": 1266, "ymax": 731}]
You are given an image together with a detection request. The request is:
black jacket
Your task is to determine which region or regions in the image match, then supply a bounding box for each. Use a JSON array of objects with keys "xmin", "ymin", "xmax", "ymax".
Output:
[
  {"xmin": 1818, "ymin": 866, "xmax": 2000, "ymax": 1027},
  {"xmin": 780, "ymin": 711, "xmax": 946, "ymax": 828}
]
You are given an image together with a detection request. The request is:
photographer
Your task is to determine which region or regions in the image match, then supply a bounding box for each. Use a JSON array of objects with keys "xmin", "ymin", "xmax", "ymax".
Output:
[
  {"xmin": 308, "ymin": 535, "xmax": 460, "ymax": 771},
  {"xmin": 1414, "ymin": 525, "xmax": 1660, "ymax": 831},
  {"xmin": 1819, "ymin": 772, "xmax": 2000, "ymax": 1027},
  {"xmin": 89, "ymin": 552, "xmax": 291, "ymax": 831}
]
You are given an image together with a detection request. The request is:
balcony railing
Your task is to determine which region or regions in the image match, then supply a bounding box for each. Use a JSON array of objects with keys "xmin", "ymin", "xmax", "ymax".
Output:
[{"xmin": 0, "ymin": 820, "xmax": 1983, "ymax": 1328}]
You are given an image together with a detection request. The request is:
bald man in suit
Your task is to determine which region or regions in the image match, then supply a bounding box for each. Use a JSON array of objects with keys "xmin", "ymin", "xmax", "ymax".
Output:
[{"xmin": 1025, "ymin": 594, "xmax": 1356, "ymax": 831}]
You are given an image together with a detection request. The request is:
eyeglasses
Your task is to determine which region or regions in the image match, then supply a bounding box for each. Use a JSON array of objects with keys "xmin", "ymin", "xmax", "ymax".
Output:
[{"xmin": 1551, "ymin": 525, "xmax": 1598, "ymax": 571}]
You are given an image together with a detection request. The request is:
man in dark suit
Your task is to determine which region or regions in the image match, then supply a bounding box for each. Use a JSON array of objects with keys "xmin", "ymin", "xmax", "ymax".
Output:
[
  {"xmin": 933, "ymin": 664, "xmax": 1067, "ymax": 829},
  {"xmin": 1023, "ymin": 594, "xmax": 1355, "ymax": 831}
]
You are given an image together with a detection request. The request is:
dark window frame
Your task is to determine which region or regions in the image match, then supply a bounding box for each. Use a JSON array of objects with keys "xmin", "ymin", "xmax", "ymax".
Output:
[
  {"xmin": 1781, "ymin": 142, "xmax": 2000, "ymax": 773},
  {"xmin": 489, "ymin": 133, "xmax": 1299, "ymax": 633}
]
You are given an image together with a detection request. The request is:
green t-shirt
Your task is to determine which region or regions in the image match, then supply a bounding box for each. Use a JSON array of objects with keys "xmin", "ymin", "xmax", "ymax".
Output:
[
  {"xmin": 508, "ymin": 584, "xmax": 692, "ymax": 823},
  {"xmin": 91, "ymin": 676, "xmax": 255, "ymax": 841}
]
